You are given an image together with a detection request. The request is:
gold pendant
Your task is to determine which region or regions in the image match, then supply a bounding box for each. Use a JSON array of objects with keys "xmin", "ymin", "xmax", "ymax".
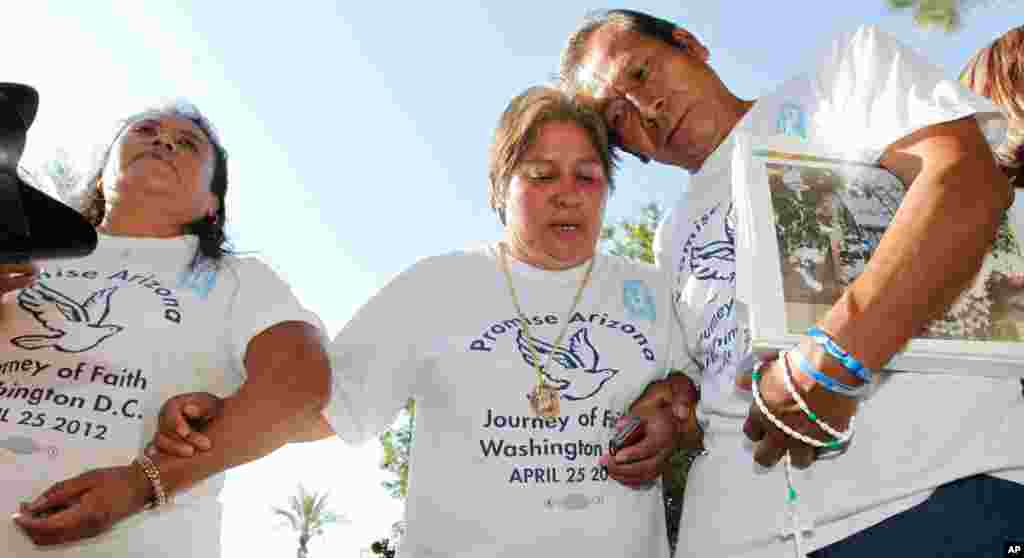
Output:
[{"xmin": 528, "ymin": 383, "xmax": 560, "ymax": 418}]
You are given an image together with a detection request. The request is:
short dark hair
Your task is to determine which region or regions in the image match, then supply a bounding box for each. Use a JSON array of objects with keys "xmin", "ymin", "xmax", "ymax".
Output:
[
  {"xmin": 559, "ymin": 10, "xmax": 680, "ymax": 163},
  {"xmin": 488, "ymin": 86, "xmax": 618, "ymax": 224},
  {"xmin": 559, "ymin": 9, "xmax": 678, "ymax": 97},
  {"xmin": 76, "ymin": 100, "xmax": 232, "ymax": 268}
]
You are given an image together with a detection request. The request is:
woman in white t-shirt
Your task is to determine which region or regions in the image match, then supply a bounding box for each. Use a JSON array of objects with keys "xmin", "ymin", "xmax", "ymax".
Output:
[
  {"xmin": 155, "ymin": 85, "xmax": 703, "ymax": 557},
  {"xmin": 3, "ymin": 99, "xmax": 330, "ymax": 557},
  {"xmin": 320, "ymin": 85, "xmax": 703, "ymax": 558}
]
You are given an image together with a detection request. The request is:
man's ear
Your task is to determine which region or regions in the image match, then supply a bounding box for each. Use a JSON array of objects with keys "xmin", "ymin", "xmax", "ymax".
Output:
[{"xmin": 672, "ymin": 27, "xmax": 709, "ymax": 63}]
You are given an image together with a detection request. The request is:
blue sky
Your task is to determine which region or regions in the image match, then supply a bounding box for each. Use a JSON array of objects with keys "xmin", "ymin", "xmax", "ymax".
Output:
[{"xmin": 7, "ymin": 2, "xmax": 1020, "ymax": 556}]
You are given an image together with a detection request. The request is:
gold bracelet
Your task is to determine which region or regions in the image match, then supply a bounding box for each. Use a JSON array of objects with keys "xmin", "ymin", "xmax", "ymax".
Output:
[{"xmin": 133, "ymin": 454, "xmax": 168, "ymax": 509}]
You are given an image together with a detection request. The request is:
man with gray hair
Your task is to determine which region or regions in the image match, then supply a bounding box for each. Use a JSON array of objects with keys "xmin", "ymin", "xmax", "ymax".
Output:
[{"xmin": 561, "ymin": 9, "xmax": 1023, "ymax": 557}]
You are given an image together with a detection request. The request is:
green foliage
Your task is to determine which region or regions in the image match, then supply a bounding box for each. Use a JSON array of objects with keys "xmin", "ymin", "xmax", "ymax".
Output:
[
  {"xmin": 272, "ymin": 484, "xmax": 344, "ymax": 558},
  {"xmin": 884, "ymin": 0, "xmax": 999, "ymax": 33},
  {"xmin": 772, "ymin": 187, "xmax": 829, "ymax": 260},
  {"xmin": 378, "ymin": 399, "xmax": 415, "ymax": 499},
  {"xmin": 993, "ymin": 211, "xmax": 1020, "ymax": 256},
  {"xmin": 600, "ymin": 202, "xmax": 662, "ymax": 264}
]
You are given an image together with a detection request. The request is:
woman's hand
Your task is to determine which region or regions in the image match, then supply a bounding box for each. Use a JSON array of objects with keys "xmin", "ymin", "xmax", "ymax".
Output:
[
  {"xmin": 13, "ymin": 465, "xmax": 152, "ymax": 546},
  {"xmin": 602, "ymin": 374, "xmax": 703, "ymax": 487}
]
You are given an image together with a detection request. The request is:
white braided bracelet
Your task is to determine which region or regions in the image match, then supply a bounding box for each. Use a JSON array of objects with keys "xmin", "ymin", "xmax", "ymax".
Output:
[
  {"xmin": 780, "ymin": 351, "xmax": 855, "ymax": 443},
  {"xmin": 750, "ymin": 357, "xmax": 852, "ymax": 450}
]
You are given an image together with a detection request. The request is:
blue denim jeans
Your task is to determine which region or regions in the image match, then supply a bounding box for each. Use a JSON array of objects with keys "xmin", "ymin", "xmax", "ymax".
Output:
[{"xmin": 810, "ymin": 474, "xmax": 1024, "ymax": 558}]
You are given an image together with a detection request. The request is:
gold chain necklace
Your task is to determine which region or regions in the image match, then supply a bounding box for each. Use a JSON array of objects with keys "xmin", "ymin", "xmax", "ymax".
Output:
[{"xmin": 498, "ymin": 242, "xmax": 595, "ymax": 418}]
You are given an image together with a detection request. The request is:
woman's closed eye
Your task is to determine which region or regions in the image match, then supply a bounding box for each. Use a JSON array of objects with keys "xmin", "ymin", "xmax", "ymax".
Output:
[
  {"xmin": 521, "ymin": 163, "xmax": 556, "ymax": 182},
  {"xmin": 576, "ymin": 165, "xmax": 605, "ymax": 185}
]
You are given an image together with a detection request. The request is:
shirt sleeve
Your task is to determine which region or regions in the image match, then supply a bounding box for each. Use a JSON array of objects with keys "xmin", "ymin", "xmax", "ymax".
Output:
[
  {"xmin": 654, "ymin": 206, "xmax": 704, "ymax": 384},
  {"xmin": 814, "ymin": 24, "xmax": 1007, "ymax": 162},
  {"xmin": 223, "ymin": 257, "xmax": 327, "ymax": 383},
  {"xmin": 325, "ymin": 256, "xmax": 439, "ymax": 445}
]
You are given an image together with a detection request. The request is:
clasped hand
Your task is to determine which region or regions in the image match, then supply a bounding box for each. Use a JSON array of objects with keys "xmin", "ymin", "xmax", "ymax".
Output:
[
  {"xmin": 145, "ymin": 386, "xmax": 702, "ymax": 490},
  {"xmin": 736, "ymin": 352, "xmax": 859, "ymax": 469},
  {"xmin": 603, "ymin": 374, "xmax": 704, "ymax": 487}
]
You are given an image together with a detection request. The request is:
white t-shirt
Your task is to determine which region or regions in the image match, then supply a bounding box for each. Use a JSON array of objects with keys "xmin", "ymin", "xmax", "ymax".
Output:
[
  {"xmin": 1, "ymin": 233, "xmax": 321, "ymax": 558},
  {"xmin": 657, "ymin": 26, "xmax": 1021, "ymax": 557},
  {"xmin": 326, "ymin": 245, "xmax": 681, "ymax": 558}
]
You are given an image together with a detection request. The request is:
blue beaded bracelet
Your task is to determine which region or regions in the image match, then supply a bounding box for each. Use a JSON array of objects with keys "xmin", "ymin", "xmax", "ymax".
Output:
[
  {"xmin": 807, "ymin": 326, "xmax": 873, "ymax": 383},
  {"xmin": 791, "ymin": 348, "xmax": 870, "ymax": 398}
]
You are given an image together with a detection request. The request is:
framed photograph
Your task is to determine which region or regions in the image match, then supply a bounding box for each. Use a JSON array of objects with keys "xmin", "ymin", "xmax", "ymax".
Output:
[{"xmin": 736, "ymin": 145, "xmax": 1024, "ymax": 377}]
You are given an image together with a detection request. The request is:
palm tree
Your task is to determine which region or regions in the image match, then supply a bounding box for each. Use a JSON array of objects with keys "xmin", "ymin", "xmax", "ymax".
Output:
[{"xmin": 272, "ymin": 484, "xmax": 345, "ymax": 558}]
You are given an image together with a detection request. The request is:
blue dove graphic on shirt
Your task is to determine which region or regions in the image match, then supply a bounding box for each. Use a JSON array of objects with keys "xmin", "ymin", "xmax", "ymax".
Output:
[
  {"xmin": 690, "ymin": 203, "xmax": 736, "ymax": 283},
  {"xmin": 515, "ymin": 327, "xmax": 618, "ymax": 401},
  {"xmin": 11, "ymin": 282, "xmax": 124, "ymax": 353}
]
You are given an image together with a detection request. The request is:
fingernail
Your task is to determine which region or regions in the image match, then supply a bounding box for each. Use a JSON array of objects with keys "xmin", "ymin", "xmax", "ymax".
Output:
[
  {"xmin": 177, "ymin": 427, "xmax": 190, "ymax": 438},
  {"xmin": 184, "ymin": 404, "xmax": 199, "ymax": 416},
  {"xmin": 146, "ymin": 446, "xmax": 156, "ymax": 457},
  {"xmin": 27, "ymin": 496, "xmax": 45, "ymax": 511},
  {"xmin": 598, "ymin": 454, "xmax": 610, "ymax": 466},
  {"xmin": 197, "ymin": 437, "xmax": 212, "ymax": 451}
]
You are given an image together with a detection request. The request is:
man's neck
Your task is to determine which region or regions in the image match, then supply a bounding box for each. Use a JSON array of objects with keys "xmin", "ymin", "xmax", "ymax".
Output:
[{"xmin": 689, "ymin": 96, "xmax": 756, "ymax": 173}]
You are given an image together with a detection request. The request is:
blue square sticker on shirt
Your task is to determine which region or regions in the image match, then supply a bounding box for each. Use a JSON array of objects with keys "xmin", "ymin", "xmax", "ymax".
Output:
[
  {"xmin": 777, "ymin": 102, "xmax": 807, "ymax": 141},
  {"xmin": 623, "ymin": 280, "xmax": 656, "ymax": 322},
  {"xmin": 177, "ymin": 265, "xmax": 219, "ymax": 299}
]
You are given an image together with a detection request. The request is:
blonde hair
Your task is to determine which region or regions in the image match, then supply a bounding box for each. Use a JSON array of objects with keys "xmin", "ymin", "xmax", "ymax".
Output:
[
  {"xmin": 961, "ymin": 26, "xmax": 1024, "ymax": 186},
  {"xmin": 488, "ymin": 85, "xmax": 618, "ymax": 223}
]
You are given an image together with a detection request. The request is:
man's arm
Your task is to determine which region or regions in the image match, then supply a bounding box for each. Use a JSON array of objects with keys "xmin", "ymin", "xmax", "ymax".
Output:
[
  {"xmin": 741, "ymin": 116, "xmax": 1011, "ymax": 469},
  {"xmin": 820, "ymin": 116, "xmax": 1011, "ymax": 371},
  {"xmin": 148, "ymin": 392, "xmax": 334, "ymax": 459}
]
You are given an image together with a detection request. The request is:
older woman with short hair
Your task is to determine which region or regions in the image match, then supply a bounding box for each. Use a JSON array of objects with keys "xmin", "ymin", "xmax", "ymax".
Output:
[
  {"xmin": 3, "ymin": 100, "xmax": 330, "ymax": 557},
  {"xmin": 317, "ymin": 85, "xmax": 700, "ymax": 557}
]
